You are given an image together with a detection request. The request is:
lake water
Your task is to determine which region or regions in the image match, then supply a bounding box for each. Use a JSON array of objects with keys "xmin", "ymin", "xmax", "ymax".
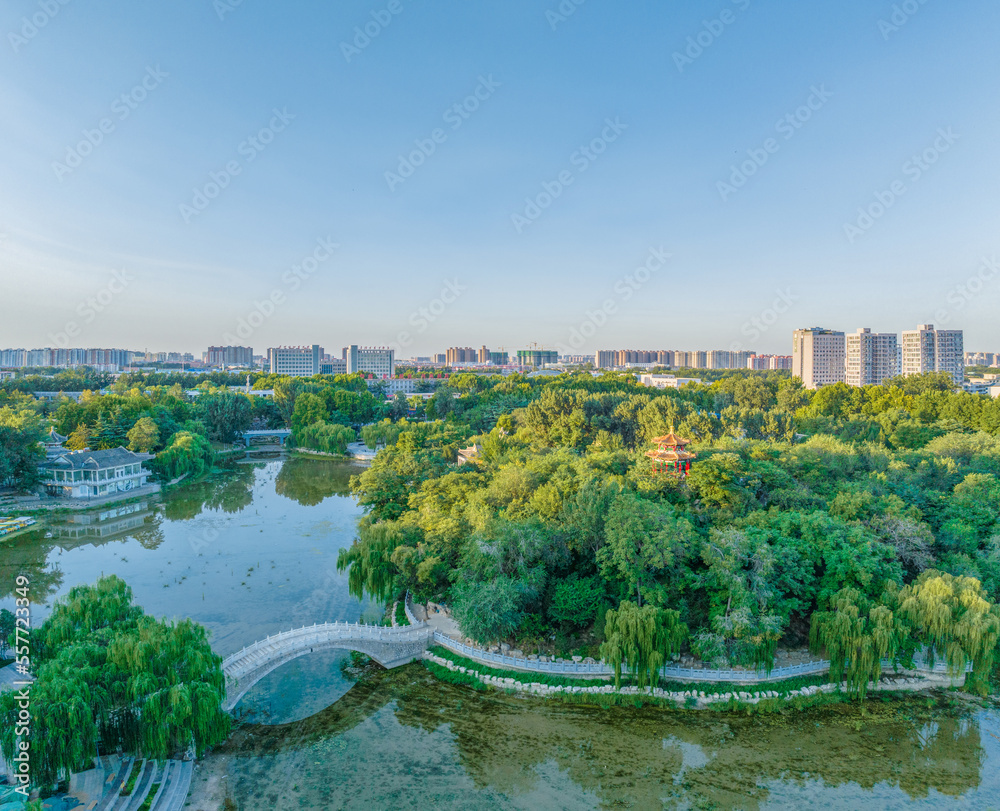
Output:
[{"xmin": 3, "ymin": 458, "xmax": 998, "ymax": 810}]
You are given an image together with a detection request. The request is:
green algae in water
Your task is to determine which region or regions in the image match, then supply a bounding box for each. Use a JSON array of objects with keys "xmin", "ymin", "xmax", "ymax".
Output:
[{"xmin": 220, "ymin": 665, "xmax": 1000, "ymax": 810}]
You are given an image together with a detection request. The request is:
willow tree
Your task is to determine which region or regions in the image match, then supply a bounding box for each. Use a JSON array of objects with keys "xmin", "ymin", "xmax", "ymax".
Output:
[
  {"xmin": 809, "ymin": 587, "xmax": 905, "ymax": 699},
  {"xmin": 0, "ymin": 576, "xmax": 230, "ymax": 788},
  {"xmin": 336, "ymin": 518, "xmax": 413, "ymax": 603},
  {"xmin": 601, "ymin": 601, "xmax": 687, "ymax": 690},
  {"xmin": 894, "ymin": 570, "xmax": 1000, "ymax": 696}
]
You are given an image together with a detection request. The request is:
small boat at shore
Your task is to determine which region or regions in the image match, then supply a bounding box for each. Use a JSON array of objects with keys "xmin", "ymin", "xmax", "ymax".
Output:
[{"xmin": 0, "ymin": 515, "xmax": 36, "ymax": 538}]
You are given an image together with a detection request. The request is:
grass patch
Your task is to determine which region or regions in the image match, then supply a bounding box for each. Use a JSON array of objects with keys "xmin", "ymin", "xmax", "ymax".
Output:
[
  {"xmin": 658, "ymin": 672, "xmax": 831, "ymax": 697},
  {"xmin": 120, "ymin": 762, "xmax": 142, "ymax": 796},
  {"xmin": 136, "ymin": 782, "xmax": 160, "ymax": 811},
  {"xmin": 395, "ymin": 601, "xmax": 409, "ymax": 626},
  {"xmin": 429, "ymin": 646, "xmax": 612, "ymax": 689},
  {"xmin": 429, "ymin": 645, "xmax": 833, "ymax": 695},
  {"xmin": 424, "ymin": 660, "xmax": 488, "ymax": 691}
]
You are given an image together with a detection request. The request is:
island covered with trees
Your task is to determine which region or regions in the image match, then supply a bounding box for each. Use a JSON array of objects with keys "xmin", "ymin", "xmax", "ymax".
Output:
[{"xmin": 336, "ymin": 369, "xmax": 1000, "ymax": 695}]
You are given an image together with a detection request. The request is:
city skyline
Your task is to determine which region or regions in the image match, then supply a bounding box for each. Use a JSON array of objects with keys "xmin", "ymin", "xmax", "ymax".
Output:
[{"xmin": 2, "ymin": 1, "xmax": 999, "ymax": 355}]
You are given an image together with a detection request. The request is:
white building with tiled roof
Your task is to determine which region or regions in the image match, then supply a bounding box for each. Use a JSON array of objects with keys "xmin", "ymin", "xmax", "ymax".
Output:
[{"xmin": 39, "ymin": 447, "xmax": 153, "ymax": 499}]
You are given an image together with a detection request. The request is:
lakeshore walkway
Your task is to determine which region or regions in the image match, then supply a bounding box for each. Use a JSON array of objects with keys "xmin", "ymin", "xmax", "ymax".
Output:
[{"xmin": 219, "ymin": 593, "xmax": 971, "ymax": 713}]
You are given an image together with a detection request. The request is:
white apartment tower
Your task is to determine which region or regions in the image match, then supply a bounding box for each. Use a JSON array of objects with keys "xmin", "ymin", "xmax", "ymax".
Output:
[
  {"xmin": 845, "ymin": 328, "xmax": 898, "ymax": 387},
  {"xmin": 792, "ymin": 328, "xmax": 845, "ymax": 389},
  {"xmin": 900, "ymin": 325, "xmax": 964, "ymax": 386}
]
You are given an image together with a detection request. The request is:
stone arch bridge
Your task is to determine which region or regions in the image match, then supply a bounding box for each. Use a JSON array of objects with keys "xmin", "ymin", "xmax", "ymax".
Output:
[{"xmin": 221, "ymin": 621, "xmax": 433, "ymax": 712}]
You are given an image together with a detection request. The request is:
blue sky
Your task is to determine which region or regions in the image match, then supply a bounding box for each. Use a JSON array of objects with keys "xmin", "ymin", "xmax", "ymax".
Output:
[{"xmin": 1, "ymin": 0, "xmax": 998, "ymax": 357}]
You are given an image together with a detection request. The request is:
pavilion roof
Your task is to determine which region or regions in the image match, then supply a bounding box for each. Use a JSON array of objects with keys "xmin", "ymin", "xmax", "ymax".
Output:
[{"xmin": 651, "ymin": 432, "xmax": 690, "ymax": 446}]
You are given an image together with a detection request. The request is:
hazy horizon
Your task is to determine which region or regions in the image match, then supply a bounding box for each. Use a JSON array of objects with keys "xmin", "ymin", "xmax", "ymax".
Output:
[{"xmin": 2, "ymin": 0, "xmax": 998, "ymax": 357}]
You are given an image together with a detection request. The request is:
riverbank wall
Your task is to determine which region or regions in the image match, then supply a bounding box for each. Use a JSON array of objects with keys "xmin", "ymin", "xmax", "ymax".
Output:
[{"xmin": 421, "ymin": 649, "xmax": 962, "ymax": 709}]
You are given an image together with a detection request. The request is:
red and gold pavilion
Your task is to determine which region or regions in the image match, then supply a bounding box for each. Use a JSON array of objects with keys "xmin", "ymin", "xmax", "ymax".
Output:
[{"xmin": 646, "ymin": 431, "xmax": 696, "ymax": 477}]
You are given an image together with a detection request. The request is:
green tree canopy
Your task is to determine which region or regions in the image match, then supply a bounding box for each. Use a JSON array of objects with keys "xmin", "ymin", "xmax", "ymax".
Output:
[{"xmin": 0, "ymin": 576, "xmax": 229, "ymax": 787}]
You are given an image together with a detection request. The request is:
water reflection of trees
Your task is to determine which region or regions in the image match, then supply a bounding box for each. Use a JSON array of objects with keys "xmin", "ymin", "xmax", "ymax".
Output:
[
  {"xmin": 0, "ymin": 529, "xmax": 64, "ymax": 601},
  {"xmin": 410, "ymin": 692, "xmax": 985, "ymax": 809},
  {"xmin": 0, "ymin": 508, "xmax": 169, "ymax": 601},
  {"xmin": 163, "ymin": 465, "xmax": 258, "ymax": 521},
  {"xmin": 274, "ymin": 458, "xmax": 357, "ymax": 506},
  {"xmin": 226, "ymin": 668, "xmax": 986, "ymax": 809}
]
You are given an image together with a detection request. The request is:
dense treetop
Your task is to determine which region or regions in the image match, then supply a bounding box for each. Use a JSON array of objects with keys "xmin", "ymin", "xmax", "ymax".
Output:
[{"xmin": 337, "ymin": 370, "xmax": 1000, "ymax": 692}]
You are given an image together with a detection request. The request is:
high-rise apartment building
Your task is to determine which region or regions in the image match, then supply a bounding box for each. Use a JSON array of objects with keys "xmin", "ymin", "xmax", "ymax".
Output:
[
  {"xmin": 205, "ymin": 346, "xmax": 253, "ymax": 367},
  {"xmin": 595, "ymin": 350, "xmax": 674, "ymax": 369},
  {"xmin": 446, "ymin": 347, "xmax": 479, "ymax": 365},
  {"xmin": 900, "ymin": 325, "xmax": 964, "ymax": 386},
  {"xmin": 965, "ymin": 352, "xmax": 997, "ymax": 367},
  {"xmin": 516, "ymin": 349, "xmax": 559, "ymax": 368},
  {"xmin": 0, "ymin": 347, "xmax": 132, "ymax": 370},
  {"xmin": 268, "ymin": 345, "xmax": 322, "ymax": 377},
  {"xmin": 347, "ymin": 345, "xmax": 395, "ymax": 378},
  {"xmin": 747, "ymin": 354, "xmax": 793, "ymax": 371},
  {"xmin": 792, "ymin": 328, "xmax": 845, "ymax": 389},
  {"xmin": 845, "ymin": 328, "xmax": 898, "ymax": 387}
]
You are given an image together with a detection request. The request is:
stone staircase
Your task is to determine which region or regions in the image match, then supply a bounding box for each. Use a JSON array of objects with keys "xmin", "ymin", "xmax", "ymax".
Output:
[{"xmin": 51, "ymin": 757, "xmax": 192, "ymax": 811}]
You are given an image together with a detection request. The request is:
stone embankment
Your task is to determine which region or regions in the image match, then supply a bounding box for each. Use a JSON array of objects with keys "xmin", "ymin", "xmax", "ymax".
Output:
[{"xmin": 422, "ymin": 651, "xmax": 958, "ymax": 707}]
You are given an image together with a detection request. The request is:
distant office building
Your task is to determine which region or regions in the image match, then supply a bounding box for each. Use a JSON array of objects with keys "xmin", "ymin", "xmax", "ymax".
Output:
[
  {"xmin": 348, "ymin": 345, "xmax": 395, "ymax": 379},
  {"xmin": 792, "ymin": 328, "xmax": 845, "ymax": 389},
  {"xmin": 517, "ymin": 349, "xmax": 559, "ymax": 368},
  {"xmin": 268, "ymin": 345, "xmax": 322, "ymax": 377},
  {"xmin": 560, "ymin": 354, "xmax": 595, "ymax": 365},
  {"xmin": 638, "ymin": 374, "xmax": 702, "ymax": 389},
  {"xmin": 901, "ymin": 325, "xmax": 964, "ymax": 386},
  {"xmin": 844, "ymin": 328, "xmax": 898, "ymax": 387},
  {"xmin": 435, "ymin": 354, "xmax": 446, "ymax": 364},
  {"xmin": 205, "ymin": 346, "xmax": 253, "ymax": 367},
  {"xmin": 321, "ymin": 358, "xmax": 348, "ymax": 375},
  {"xmin": 965, "ymin": 374, "xmax": 1000, "ymax": 395}
]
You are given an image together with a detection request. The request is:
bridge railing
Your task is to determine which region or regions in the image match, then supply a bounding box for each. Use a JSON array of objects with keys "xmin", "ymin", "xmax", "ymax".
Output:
[
  {"xmin": 404, "ymin": 593, "xmax": 424, "ymax": 626},
  {"xmin": 430, "ymin": 632, "xmax": 970, "ymax": 683},
  {"xmin": 223, "ymin": 621, "xmax": 432, "ymax": 673}
]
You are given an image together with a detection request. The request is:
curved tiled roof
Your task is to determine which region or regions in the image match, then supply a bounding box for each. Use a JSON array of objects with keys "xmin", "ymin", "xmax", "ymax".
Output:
[{"xmin": 41, "ymin": 446, "xmax": 152, "ymax": 470}]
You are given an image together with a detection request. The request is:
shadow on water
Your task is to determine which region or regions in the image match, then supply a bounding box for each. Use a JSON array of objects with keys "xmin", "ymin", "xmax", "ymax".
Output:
[{"xmin": 217, "ymin": 664, "xmax": 992, "ymax": 810}]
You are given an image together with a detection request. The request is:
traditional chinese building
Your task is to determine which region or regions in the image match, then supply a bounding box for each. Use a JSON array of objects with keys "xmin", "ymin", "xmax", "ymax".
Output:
[
  {"xmin": 39, "ymin": 447, "xmax": 153, "ymax": 499},
  {"xmin": 456, "ymin": 444, "xmax": 482, "ymax": 466},
  {"xmin": 646, "ymin": 431, "xmax": 696, "ymax": 476}
]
